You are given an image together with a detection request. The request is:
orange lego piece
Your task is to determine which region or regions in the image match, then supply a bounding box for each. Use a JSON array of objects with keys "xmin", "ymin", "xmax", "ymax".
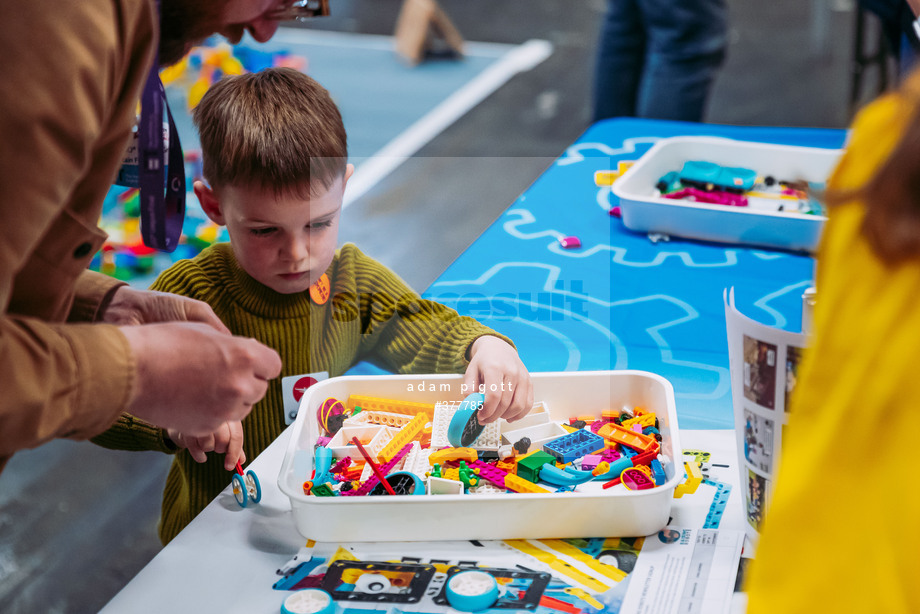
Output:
[
  {"xmin": 377, "ymin": 412, "xmax": 428, "ymax": 462},
  {"xmin": 597, "ymin": 422, "xmax": 656, "ymax": 452},
  {"xmin": 419, "ymin": 425, "xmax": 432, "ymax": 449},
  {"xmin": 346, "ymin": 395, "xmax": 435, "ymax": 419}
]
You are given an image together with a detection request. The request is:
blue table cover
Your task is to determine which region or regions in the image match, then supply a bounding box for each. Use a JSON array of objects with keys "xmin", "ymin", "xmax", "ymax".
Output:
[{"xmin": 423, "ymin": 118, "xmax": 847, "ymax": 429}]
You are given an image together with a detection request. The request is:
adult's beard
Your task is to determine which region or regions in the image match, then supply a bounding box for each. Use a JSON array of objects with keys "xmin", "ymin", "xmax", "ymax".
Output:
[{"xmin": 158, "ymin": 0, "xmax": 226, "ymax": 66}]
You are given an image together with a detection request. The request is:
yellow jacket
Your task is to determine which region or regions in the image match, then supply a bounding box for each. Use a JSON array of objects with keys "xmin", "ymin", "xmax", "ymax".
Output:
[
  {"xmin": 745, "ymin": 82, "xmax": 920, "ymax": 610},
  {"xmin": 0, "ymin": 1, "xmax": 155, "ymax": 471}
]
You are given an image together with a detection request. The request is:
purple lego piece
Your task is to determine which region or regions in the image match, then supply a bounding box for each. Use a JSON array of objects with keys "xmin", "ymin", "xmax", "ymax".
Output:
[{"xmin": 580, "ymin": 454, "xmax": 603, "ymax": 471}]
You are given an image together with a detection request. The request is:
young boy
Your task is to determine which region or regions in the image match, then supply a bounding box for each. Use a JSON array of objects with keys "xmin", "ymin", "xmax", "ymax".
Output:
[{"xmin": 93, "ymin": 68, "xmax": 532, "ymax": 544}]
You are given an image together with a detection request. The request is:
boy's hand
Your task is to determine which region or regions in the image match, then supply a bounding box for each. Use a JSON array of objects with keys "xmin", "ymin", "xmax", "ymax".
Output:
[
  {"xmin": 167, "ymin": 421, "xmax": 245, "ymax": 471},
  {"xmin": 463, "ymin": 336, "xmax": 533, "ymax": 424}
]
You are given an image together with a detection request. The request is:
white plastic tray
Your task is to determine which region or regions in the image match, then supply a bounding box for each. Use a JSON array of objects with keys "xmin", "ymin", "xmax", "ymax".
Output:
[
  {"xmin": 612, "ymin": 136, "xmax": 843, "ymax": 252},
  {"xmin": 278, "ymin": 370, "xmax": 681, "ymax": 542}
]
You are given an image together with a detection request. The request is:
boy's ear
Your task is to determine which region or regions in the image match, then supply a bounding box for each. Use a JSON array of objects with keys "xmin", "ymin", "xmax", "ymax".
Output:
[
  {"xmin": 194, "ymin": 180, "xmax": 225, "ymax": 225},
  {"xmin": 342, "ymin": 163, "xmax": 355, "ymax": 190}
]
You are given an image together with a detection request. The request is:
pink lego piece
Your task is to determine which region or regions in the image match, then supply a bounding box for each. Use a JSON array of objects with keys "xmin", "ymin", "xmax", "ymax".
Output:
[
  {"xmin": 341, "ymin": 443, "xmax": 412, "ymax": 496},
  {"xmin": 663, "ymin": 187, "xmax": 748, "ymax": 207},
  {"xmin": 559, "ymin": 236, "xmax": 582, "ymax": 249},
  {"xmin": 331, "ymin": 457, "xmax": 353, "ymax": 474},
  {"xmin": 467, "ymin": 460, "xmax": 510, "ymax": 489},
  {"xmin": 621, "ymin": 467, "xmax": 655, "ymax": 491}
]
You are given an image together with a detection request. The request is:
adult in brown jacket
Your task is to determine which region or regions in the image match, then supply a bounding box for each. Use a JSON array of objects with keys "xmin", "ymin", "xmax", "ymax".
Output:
[{"xmin": 0, "ymin": 0, "xmax": 297, "ymax": 474}]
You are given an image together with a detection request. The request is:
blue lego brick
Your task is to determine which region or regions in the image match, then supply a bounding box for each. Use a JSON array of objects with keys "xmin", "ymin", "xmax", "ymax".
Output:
[{"xmin": 542, "ymin": 429, "xmax": 605, "ymax": 464}]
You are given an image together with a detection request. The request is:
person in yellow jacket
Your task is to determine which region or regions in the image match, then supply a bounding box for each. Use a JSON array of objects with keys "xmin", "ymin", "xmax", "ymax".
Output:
[{"xmin": 745, "ymin": 69, "xmax": 920, "ymax": 611}]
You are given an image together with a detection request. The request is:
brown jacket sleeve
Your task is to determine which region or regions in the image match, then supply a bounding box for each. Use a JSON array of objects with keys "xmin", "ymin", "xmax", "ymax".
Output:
[{"xmin": 0, "ymin": 0, "xmax": 156, "ymax": 466}]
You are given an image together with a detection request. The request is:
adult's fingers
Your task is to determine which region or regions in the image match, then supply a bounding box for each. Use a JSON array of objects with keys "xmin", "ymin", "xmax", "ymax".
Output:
[
  {"xmin": 247, "ymin": 340, "xmax": 282, "ymax": 381},
  {"xmin": 182, "ymin": 299, "xmax": 232, "ymax": 334}
]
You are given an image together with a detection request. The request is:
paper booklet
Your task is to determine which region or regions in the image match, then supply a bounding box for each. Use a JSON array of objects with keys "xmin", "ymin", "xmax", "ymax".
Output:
[{"xmin": 724, "ymin": 287, "xmax": 808, "ymax": 544}]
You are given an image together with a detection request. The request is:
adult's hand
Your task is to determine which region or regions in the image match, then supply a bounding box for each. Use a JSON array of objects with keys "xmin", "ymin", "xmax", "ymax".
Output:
[
  {"xmin": 102, "ymin": 286, "xmax": 230, "ymax": 333},
  {"xmin": 120, "ymin": 322, "xmax": 282, "ymax": 435}
]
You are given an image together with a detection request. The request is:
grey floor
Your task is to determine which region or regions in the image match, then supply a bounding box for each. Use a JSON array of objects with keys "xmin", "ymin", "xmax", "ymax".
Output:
[{"xmin": 0, "ymin": 0, "xmax": 893, "ymax": 612}]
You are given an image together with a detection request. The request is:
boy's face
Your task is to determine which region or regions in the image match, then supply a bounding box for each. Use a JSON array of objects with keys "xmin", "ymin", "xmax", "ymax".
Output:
[
  {"xmin": 160, "ymin": 0, "xmax": 284, "ymax": 66},
  {"xmin": 196, "ymin": 164, "xmax": 353, "ymax": 295}
]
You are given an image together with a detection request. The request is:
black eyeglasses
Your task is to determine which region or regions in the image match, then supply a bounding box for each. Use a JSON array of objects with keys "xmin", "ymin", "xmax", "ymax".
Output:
[{"xmin": 270, "ymin": 0, "xmax": 331, "ymax": 21}]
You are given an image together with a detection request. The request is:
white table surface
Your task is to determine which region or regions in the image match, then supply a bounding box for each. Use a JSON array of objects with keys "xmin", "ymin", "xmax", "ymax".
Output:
[{"xmin": 100, "ymin": 428, "xmax": 746, "ymax": 614}]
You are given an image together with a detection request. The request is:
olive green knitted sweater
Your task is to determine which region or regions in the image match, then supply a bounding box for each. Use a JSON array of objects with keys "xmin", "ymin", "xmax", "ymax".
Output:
[{"xmin": 92, "ymin": 242, "xmax": 504, "ymax": 544}]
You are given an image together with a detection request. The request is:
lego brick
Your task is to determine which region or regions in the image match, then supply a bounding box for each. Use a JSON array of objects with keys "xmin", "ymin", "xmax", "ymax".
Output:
[
  {"xmin": 597, "ymin": 422, "xmax": 657, "ymax": 452},
  {"xmin": 515, "ymin": 451, "xmax": 556, "ymax": 483},
  {"xmin": 501, "ymin": 421, "xmax": 568, "ymax": 454},
  {"xmin": 467, "ymin": 460, "xmax": 509, "ymax": 489},
  {"xmin": 542, "ymin": 429, "xmax": 605, "ymax": 464},
  {"xmin": 504, "ymin": 474, "xmax": 552, "ymax": 494},
  {"xmin": 378, "ymin": 412, "xmax": 428, "ymax": 462},
  {"xmin": 346, "ymin": 394, "xmax": 435, "ymax": 419}
]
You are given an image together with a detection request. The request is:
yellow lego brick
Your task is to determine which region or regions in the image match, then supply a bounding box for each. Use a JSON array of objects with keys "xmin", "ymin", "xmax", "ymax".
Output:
[
  {"xmin": 621, "ymin": 412, "xmax": 656, "ymax": 429},
  {"xmin": 593, "ymin": 162, "xmax": 634, "ymax": 187},
  {"xmin": 378, "ymin": 412, "xmax": 428, "ymax": 462},
  {"xmin": 347, "ymin": 395, "xmax": 435, "ymax": 419},
  {"xmin": 360, "ymin": 410, "xmax": 412, "ymax": 427},
  {"xmin": 505, "ymin": 474, "xmax": 552, "ymax": 494},
  {"xmin": 594, "ymin": 170, "xmax": 620, "ymax": 186},
  {"xmin": 673, "ymin": 461, "xmax": 703, "ymax": 498},
  {"xmin": 428, "ymin": 447, "xmax": 478, "ymax": 465},
  {"xmin": 439, "ymin": 467, "xmax": 460, "ymax": 481}
]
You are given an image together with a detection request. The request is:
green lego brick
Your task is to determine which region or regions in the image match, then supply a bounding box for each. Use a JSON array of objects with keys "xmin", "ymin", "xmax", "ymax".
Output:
[{"xmin": 516, "ymin": 451, "xmax": 556, "ymax": 483}]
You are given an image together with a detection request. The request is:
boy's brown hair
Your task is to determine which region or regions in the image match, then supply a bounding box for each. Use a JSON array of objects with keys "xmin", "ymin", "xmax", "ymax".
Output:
[{"xmin": 193, "ymin": 67, "xmax": 347, "ymax": 196}]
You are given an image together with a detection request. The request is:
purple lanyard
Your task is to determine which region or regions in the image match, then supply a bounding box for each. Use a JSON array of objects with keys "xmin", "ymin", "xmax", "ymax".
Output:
[{"xmin": 138, "ymin": 0, "xmax": 186, "ymax": 252}]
